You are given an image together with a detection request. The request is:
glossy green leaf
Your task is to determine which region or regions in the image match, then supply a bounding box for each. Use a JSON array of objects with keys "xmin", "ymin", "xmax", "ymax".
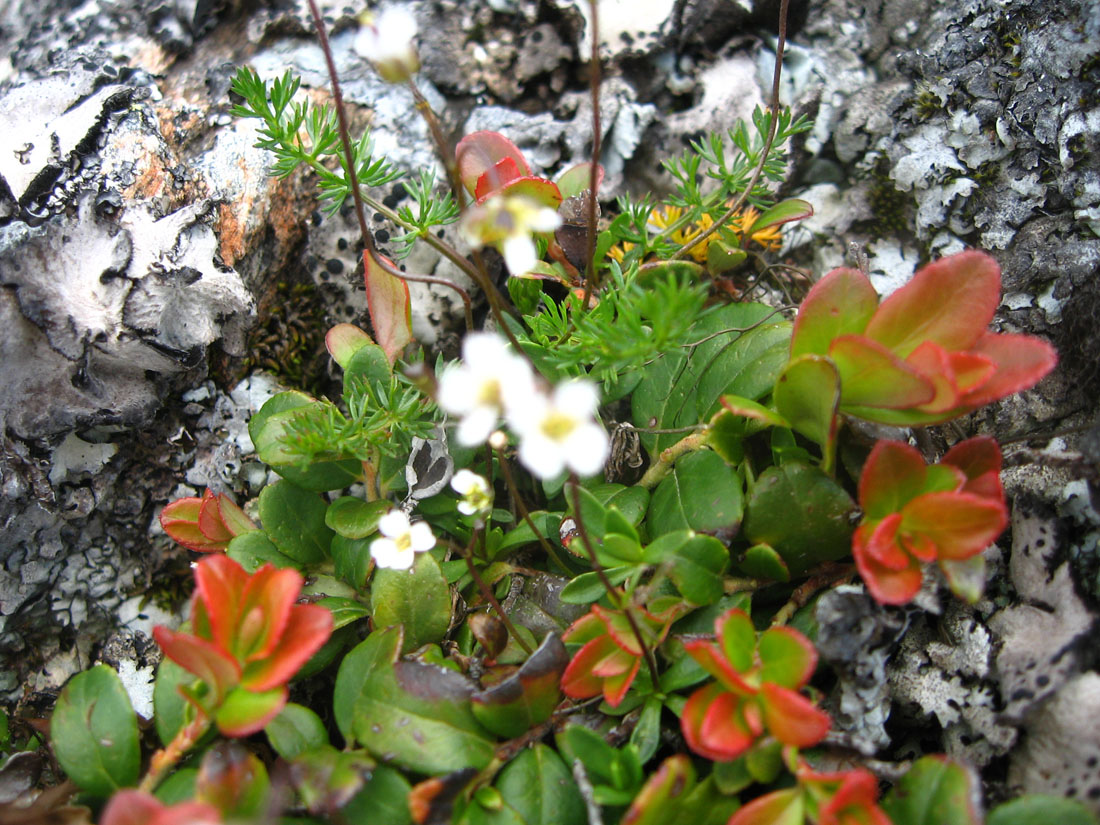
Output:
[
  {"xmin": 50, "ymin": 665, "xmax": 140, "ymax": 797},
  {"xmin": 342, "ymin": 338, "xmax": 391, "ymax": 394},
  {"xmin": 559, "ymin": 566, "xmax": 633, "ymax": 604},
  {"xmin": 648, "ymin": 450, "xmax": 743, "ymax": 535},
  {"xmin": 371, "ymin": 552, "xmax": 452, "ymax": 652},
  {"xmin": 325, "ymin": 497, "xmax": 389, "ymax": 540},
  {"xmin": 258, "ymin": 481, "xmax": 334, "ymax": 564},
  {"xmin": 758, "ymin": 627, "xmax": 815, "ymax": 688},
  {"xmin": 226, "ymin": 530, "xmax": 297, "ymax": 572},
  {"xmin": 334, "ymin": 631, "xmax": 399, "ymax": 746},
  {"xmin": 631, "ymin": 697, "xmax": 663, "ymax": 764},
  {"xmin": 291, "ymin": 745, "xmax": 379, "ymax": 817},
  {"xmin": 706, "ymin": 238, "xmax": 748, "ymax": 275},
  {"xmin": 772, "ymin": 354, "xmax": 840, "ymax": 469},
  {"xmin": 664, "ymin": 532, "xmax": 729, "ymax": 606},
  {"xmin": 737, "ymin": 543, "xmax": 790, "ymax": 581},
  {"xmin": 712, "ymin": 757, "xmax": 753, "ymax": 795},
  {"xmin": 743, "ymin": 461, "xmax": 856, "ymax": 576},
  {"xmin": 249, "ymin": 392, "xmax": 362, "ymax": 491},
  {"xmin": 471, "ymin": 634, "xmax": 567, "ymax": 738},
  {"xmin": 497, "ymin": 511, "xmax": 562, "ymax": 558},
  {"xmin": 153, "ymin": 658, "xmax": 192, "ymax": 746},
  {"xmin": 214, "ymin": 685, "xmax": 286, "ymax": 736},
  {"xmin": 744, "ymin": 739, "xmax": 783, "ymax": 784},
  {"xmin": 346, "ymin": 627, "xmax": 495, "ymax": 774},
  {"xmin": 633, "ymin": 303, "xmax": 792, "ymax": 455},
  {"xmin": 790, "ymin": 266, "xmax": 878, "ymax": 359},
  {"xmin": 331, "ymin": 535, "xmax": 373, "ymax": 590},
  {"xmin": 317, "ymin": 596, "xmax": 371, "ymax": 631},
  {"xmin": 266, "ymin": 703, "xmax": 329, "ymax": 760},
  {"xmin": 749, "ymin": 198, "xmax": 813, "ymax": 233},
  {"xmin": 341, "ymin": 764, "xmax": 412, "ymax": 825},
  {"xmin": 497, "ymin": 744, "xmax": 586, "ymax": 825},
  {"xmin": 987, "ymin": 795, "xmax": 1099, "ymax": 825},
  {"xmin": 882, "ymin": 755, "xmax": 982, "ymax": 825},
  {"xmin": 325, "ymin": 323, "xmax": 375, "ymax": 369},
  {"xmin": 621, "ymin": 754, "xmax": 697, "ymax": 825}
]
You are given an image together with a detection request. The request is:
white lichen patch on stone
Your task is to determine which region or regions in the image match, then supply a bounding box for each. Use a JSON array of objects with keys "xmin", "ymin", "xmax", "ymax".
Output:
[
  {"xmin": 866, "ymin": 241, "xmax": 918, "ymax": 298},
  {"xmin": 116, "ymin": 657, "xmax": 155, "ymax": 719},
  {"xmin": 554, "ymin": 0, "xmax": 674, "ymax": 60},
  {"xmin": 1008, "ymin": 672, "xmax": 1100, "ymax": 814},
  {"xmin": 49, "ymin": 433, "xmax": 118, "ymax": 485},
  {"xmin": 989, "ymin": 508, "xmax": 1093, "ymax": 721},
  {"xmin": 890, "ymin": 124, "xmax": 966, "ymax": 192}
]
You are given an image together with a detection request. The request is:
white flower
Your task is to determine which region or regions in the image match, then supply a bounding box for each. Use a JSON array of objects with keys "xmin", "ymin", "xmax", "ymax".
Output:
[
  {"xmin": 437, "ymin": 333, "xmax": 536, "ymax": 446},
  {"xmin": 354, "ymin": 7, "xmax": 420, "ymax": 83},
  {"xmin": 370, "ymin": 510, "xmax": 435, "ymax": 570},
  {"xmin": 510, "ymin": 380, "xmax": 609, "ymax": 479},
  {"xmin": 451, "ymin": 469, "xmax": 492, "ymax": 516},
  {"xmin": 459, "ymin": 194, "xmax": 562, "ymax": 276}
]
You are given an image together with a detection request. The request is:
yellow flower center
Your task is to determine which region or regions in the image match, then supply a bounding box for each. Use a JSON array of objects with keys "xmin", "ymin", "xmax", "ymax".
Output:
[{"xmin": 541, "ymin": 411, "xmax": 577, "ymax": 442}]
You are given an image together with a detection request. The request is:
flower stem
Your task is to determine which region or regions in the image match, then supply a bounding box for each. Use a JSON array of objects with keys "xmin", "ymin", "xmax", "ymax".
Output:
[
  {"xmin": 139, "ymin": 713, "xmax": 210, "ymax": 793},
  {"xmin": 567, "ymin": 476, "xmax": 660, "ymax": 688},
  {"xmin": 637, "ymin": 431, "xmax": 710, "ymax": 489},
  {"xmin": 495, "ymin": 446, "xmax": 570, "ymax": 571},
  {"xmin": 458, "ymin": 533, "xmax": 534, "ymax": 655}
]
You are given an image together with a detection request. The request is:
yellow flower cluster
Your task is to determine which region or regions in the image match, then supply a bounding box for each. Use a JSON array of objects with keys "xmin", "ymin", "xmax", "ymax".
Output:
[{"xmin": 609, "ymin": 204, "xmax": 782, "ymax": 265}]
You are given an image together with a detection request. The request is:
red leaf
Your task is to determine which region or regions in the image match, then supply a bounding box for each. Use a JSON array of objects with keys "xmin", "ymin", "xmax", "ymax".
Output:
[
  {"xmin": 791, "ymin": 267, "xmax": 879, "ymax": 358},
  {"xmin": 759, "ymin": 683, "xmax": 830, "ymax": 748},
  {"xmin": 863, "ymin": 250, "xmax": 1001, "ymax": 357},
  {"xmin": 160, "ymin": 497, "xmax": 202, "ymax": 523},
  {"xmin": 956, "ymin": 331, "xmax": 1058, "ymax": 408},
  {"xmin": 456, "ymin": 131, "xmax": 530, "ymax": 196},
  {"xmin": 858, "ymin": 440, "xmax": 929, "ymax": 520},
  {"xmin": 699, "ymin": 690, "xmax": 761, "ymax": 760},
  {"xmin": 600, "ymin": 656, "xmax": 641, "ymax": 707},
  {"xmin": 198, "ymin": 491, "xmax": 235, "ymax": 544},
  {"xmin": 758, "ymin": 626, "xmax": 818, "ymax": 689},
  {"xmin": 363, "ymin": 251, "xmax": 413, "ymax": 365},
  {"xmin": 861, "ymin": 515, "xmax": 911, "ymax": 570},
  {"xmin": 853, "ymin": 532, "xmax": 923, "ymax": 605},
  {"xmin": 830, "ymin": 335, "xmax": 935, "ymax": 409},
  {"xmin": 905, "ymin": 341, "xmax": 996, "ymax": 414},
  {"xmin": 561, "ymin": 637, "xmax": 614, "ymax": 700},
  {"xmin": 474, "ymin": 156, "xmax": 524, "ymax": 201},
  {"xmin": 161, "ymin": 519, "xmax": 227, "ymax": 553},
  {"xmin": 942, "ymin": 436, "xmax": 1004, "ymax": 500},
  {"xmin": 684, "ymin": 640, "xmax": 754, "ymax": 695},
  {"xmin": 195, "ymin": 555, "xmax": 250, "ymax": 653},
  {"xmin": 152, "ymin": 626, "xmax": 241, "ymax": 700},
  {"xmin": 496, "ymin": 175, "xmax": 563, "ymax": 210},
  {"xmin": 682, "ymin": 683, "xmax": 747, "ymax": 761},
  {"xmin": 240, "ymin": 603, "xmax": 333, "ymax": 692},
  {"xmin": 901, "ymin": 491, "xmax": 1007, "ymax": 560},
  {"xmin": 727, "ymin": 788, "xmax": 804, "ymax": 825},
  {"xmin": 237, "ymin": 565, "xmax": 304, "ymax": 661}
]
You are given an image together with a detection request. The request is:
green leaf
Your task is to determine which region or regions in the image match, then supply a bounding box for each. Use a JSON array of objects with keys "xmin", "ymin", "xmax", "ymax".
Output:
[
  {"xmin": 342, "ymin": 340, "xmax": 391, "ymax": 395},
  {"xmin": 706, "ymin": 238, "xmax": 748, "ymax": 275},
  {"xmin": 744, "ymin": 738, "xmax": 783, "ymax": 784},
  {"xmin": 325, "ymin": 497, "xmax": 390, "ymax": 540},
  {"xmin": 648, "ymin": 450, "xmax": 743, "ymax": 535},
  {"xmin": 712, "ymin": 757, "xmax": 753, "ymax": 795},
  {"xmin": 258, "ymin": 481, "xmax": 334, "ymax": 565},
  {"xmin": 658, "ymin": 652, "xmax": 709, "ymax": 693},
  {"xmin": 987, "ymin": 795, "xmax": 1100, "ymax": 825},
  {"xmin": 632, "ymin": 303, "xmax": 791, "ymax": 455},
  {"xmin": 371, "ymin": 552, "xmax": 452, "ymax": 652},
  {"xmin": 266, "ymin": 703, "xmax": 329, "ymax": 761},
  {"xmin": 559, "ymin": 566, "xmax": 634, "ymax": 604},
  {"xmin": 346, "ymin": 627, "xmax": 496, "ymax": 774},
  {"xmin": 317, "ymin": 596, "xmax": 371, "ymax": 631},
  {"xmin": 325, "ymin": 323, "xmax": 375, "ymax": 369},
  {"xmin": 334, "ymin": 632, "xmax": 398, "ymax": 746},
  {"xmin": 737, "ymin": 543, "xmax": 790, "ymax": 582},
  {"xmin": 290, "ymin": 745, "xmax": 378, "ymax": 817},
  {"xmin": 743, "ymin": 461, "xmax": 856, "ymax": 576},
  {"xmin": 631, "ymin": 697, "xmax": 663, "ymax": 764},
  {"xmin": 471, "ymin": 635, "xmax": 568, "ymax": 738},
  {"xmin": 249, "ymin": 392, "xmax": 361, "ymax": 491},
  {"xmin": 153, "ymin": 658, "xmax": 192, "ymax": 746},
  {"xmin": 621, "ymin": 754, "xmax": 697, "ymax": 825},
  {"xmin": 498, "ymin": 511, "xmax": 561, "ymax": 557},
  {"xmin": 154, "ymin": 767, "xmax": 198, "ymax": 804},
  {"xmin": 660, "ymin": 531, "xmax": 730, "ymax": 606},
  {"xmin": 341, "ymin": 764, "xmax": 412, "ymax": 825},
  {"xmin": 558, "ymin": 725, "xmax": 617, "ymax": 783},
  {"xmin": 882, "ymin": 755, "xmax": 982, "ymax": 825},
  {"xmin": 50, "ymin": 665, "xmax": 139, "ymax": 797},
  {"xmin": 227, "ymin": 530, "xmax": 298, "ymax": 572},
  {"xmin": 331, "ymin": 535, "xmax": 373, "ymax": 590},
  {"xmin": 772, "ymin": 355, "xmax": 840, "ymax": 471},
  {"xmin": 497, "ymin": 745, "xmax": 586, "ymax": 825},
  {"xmin": 748, "ymin": 198, "xmax": 813, "ymax": 233}
]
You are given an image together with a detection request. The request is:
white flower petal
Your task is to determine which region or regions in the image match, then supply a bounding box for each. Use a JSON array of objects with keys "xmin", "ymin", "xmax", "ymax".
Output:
[
  {"xmin": 530, "ymin": 207, "xmax": 563, "ymax": 233},
  {"xmin": 378, "ymin": 509, "xmax": 411, "ymax": 537},
  {"xmin": 519, "ymin": 433, "xmax": 566, "ymax": 480},
  {"xmin": 565, "ymin": 424, "xmax": 610, "ymax": 476},
  {"xmin": 450, "ymin": 469, "xmax": 478, "ymax": 495},
  {"xmin": 553, "ymin": 380, "xmax": 600, "ymax": 415},
  {"xmin": 456, "ymin": 405, "xmax": 498, "ymax": 446},
  {"xmin": 502, "ymin": 234, "xmax": 537, "ymax": 276},
  {"xmin": 371, "ymin": 537, "xmax": 414, "ymax": 570},
  {"xmin": 409, "ymin": 521, "xmax": 437, "ymax": 552}
]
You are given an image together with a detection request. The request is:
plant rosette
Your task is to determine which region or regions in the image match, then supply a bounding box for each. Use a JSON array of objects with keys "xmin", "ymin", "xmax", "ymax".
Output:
[
  {"xmin": 728, "ymin": 762, "xmax": 892, "ymax": 825},
  {"xmin": 160, "ymin": 489, "xmax": 256, "ymax": 553},
  {"xmin": 782, "ymin": 249, "xmax": 1057, "ymax": 428},
  {"xmin": 853, "ymin": 436, "xmax": 1008, "ymax": 605},
  {"xmin": 153, "ymin": 555, "xmax": 333, "ymax": 736},
  {"xmin": 681, "ymin": 608, "xmax": 830, "ymax": 761}
]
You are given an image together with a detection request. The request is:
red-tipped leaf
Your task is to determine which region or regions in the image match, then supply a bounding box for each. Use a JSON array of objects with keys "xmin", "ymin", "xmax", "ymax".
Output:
[
  {"xmin": 456, "ymin": 131, "xmax": 530, "ymax": 195},
  {"xmin": 901, "ymin": 491, "xmax": 1007, "ymax": 560},
  {"xmin": 240, "ymin": 603, "xmax": 333, "ymax": 692},
  {"xmin": 864, "ymin": 250, "xmax": 1002, "ymax": 357},
  {"xmin": 830, "ymin": 335, "xmax": 936, "ymax": 409},
  {"xmin": 153, "ymin": 626, "xmax": 241, "ymax": 700},
  {"xmin": 759, "ymin": 682, "xmax": 831, "ymax": 748},
  {"xmin": 791, "ymin": 267, "xmax": 879, "ymax": 358},
  {"xmin": 363, "ymin": 251, "xmax": 412, "ymax": 365},
  {"xmin": 758, "ymin": 626, "xmax": 818, "ymax": 689}
]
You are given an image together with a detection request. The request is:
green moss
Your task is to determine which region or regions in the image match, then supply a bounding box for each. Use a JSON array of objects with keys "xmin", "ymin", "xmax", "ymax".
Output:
[
  {"xmin": 245, "ymin": 279, "xmax": 333, "ymax": 397},
  {"xmin": 866, "ymin": 155, "xmax": 914, "ymax": 236}
]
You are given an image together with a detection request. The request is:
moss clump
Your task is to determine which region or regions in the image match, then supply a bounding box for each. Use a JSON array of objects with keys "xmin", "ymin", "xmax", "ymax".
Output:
[{"xmin": 865, "ymin": 155, "xmax": 914, "ymax": 236}]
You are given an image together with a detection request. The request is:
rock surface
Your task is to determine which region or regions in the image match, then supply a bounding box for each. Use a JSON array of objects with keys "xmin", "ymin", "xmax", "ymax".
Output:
[{"xmin": 0, "ymin": 0, "xmax": 1097, "ymax": 809}]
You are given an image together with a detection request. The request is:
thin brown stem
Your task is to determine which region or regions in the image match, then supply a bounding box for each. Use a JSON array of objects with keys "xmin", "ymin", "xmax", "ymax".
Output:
[
  {"xmin": 139, "ymin": 713, "xmax": 210, "ymax": 793},
  {"xmin": 457, "ymin": 534, "xmax": 533, "ymax": 655},
  {"xmin": 581, "ymin": 0, "xmax": 603, "ymax": 303},
  {"xmin": 638, "ymin": 431, "xmax": 710, "ymax": 489},
  {"xmin": 567, "ymin": 476, "xmax": 660, "ymax": 687},
  {"xmin": 495, "ymin": 446, "xmax": 569, "ymax": 570},
  {"xmin": 670, "ymin": 0, "xmax": 790, "ymax": 263},
  {"xmin": 771, "ymin": 562, "xmax": 854, "ymax": 626}
]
